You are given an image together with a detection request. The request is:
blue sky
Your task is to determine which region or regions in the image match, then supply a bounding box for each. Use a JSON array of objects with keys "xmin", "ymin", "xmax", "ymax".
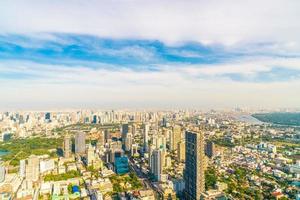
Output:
[{"xmin": 0, "ymin": 0, "xmax": 300, "ymax": 110}]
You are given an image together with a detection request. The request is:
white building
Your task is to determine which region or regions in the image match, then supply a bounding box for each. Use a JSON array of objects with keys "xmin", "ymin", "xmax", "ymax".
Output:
[{"xmin": 40, "ymin": 159, "xmax": 55, "ymax": 174}]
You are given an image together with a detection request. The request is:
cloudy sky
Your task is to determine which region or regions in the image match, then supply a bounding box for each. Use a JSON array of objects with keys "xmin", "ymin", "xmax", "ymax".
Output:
[{"xmin": 0, "ymin": 0, "xmax": 300, "ymax": 110}]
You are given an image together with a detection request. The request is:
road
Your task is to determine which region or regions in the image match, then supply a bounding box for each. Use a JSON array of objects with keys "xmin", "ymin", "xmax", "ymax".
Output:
[{"xmin": 128, "ymin": 158, "xmax": 162, "ymax": 199}]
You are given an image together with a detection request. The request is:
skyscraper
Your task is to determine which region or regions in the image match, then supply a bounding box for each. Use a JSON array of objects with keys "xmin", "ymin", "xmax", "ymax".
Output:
[
  {"xmin": 177, "ymin": 140, "xmax": 186, "ymax": 162},
  {"xmin": 121, "ymin": 123, "xmax": 129, "ymax": 150},
  {"xmin": 143, "ymin": 123, "xmax": 149, "ymax": 153},
  {"xmin": 64, "ymin": 134, "xmax": 71, "ymax": 158},
  {"xmin": 185, "ymin": 131, "xmax": 205, "ymax": 200},
  {"xmin": 205, "ymin": 140, "xmax": 215, "ymax": 158},
  {"xmin": 75, "ymin": 131, "xmax": 86, "ymax": 154},
  {"xmin": 0, "ymin": 163, "xmax": 5, "ymax": 183},
  {"xmin": 87, "ymin": 144, "xmax": 95, "ymax": 166},
  {"xmin": 150, "ymin": 149, "xmax": 163, "ymax": 181},
  {"xmin": 45, "ymin": 112, "xmax": 51, "ymax": 122},
  {"xmin": 125, "ymin": 132, "xmax": 132, "ymax": 152},
  {"xmin": 26, "ymin": 155, "xmax": 40, "ymax": 182},
  {"xmin": 98, "ymin": 130, "xmax": 105, "ymax": 148},
  {"xmin": 171, "ymin": 125, "xmax": 182, "ymax": 151},
  {"xmin": 19, "ymin": 159, "xmax": 26, "ymax": 178}
]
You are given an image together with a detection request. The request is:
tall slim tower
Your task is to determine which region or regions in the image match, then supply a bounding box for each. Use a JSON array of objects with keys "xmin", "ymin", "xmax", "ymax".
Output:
[
  {"xmin": 121, "ymin": 123, "xmax": 129, "ymax": 150},
  {"xmin": 171, "ymin": 125, "xmax": 182, "ymax": 151},
  {"xmin": 177, "ymin": 140, "xmax": 186, "ymax": 162},
  {"xmin": 125, "ymin": 132, "xmax": 132, "ymax": 152},
  {"xmin": 185, "ymin": 131, "xmax": 205, "ymax": 200},
  {"xmin": 64, "ymin": 134, "xmax": 71, "ymax": 158},
  {"xmin": 205, "ymin": 140, "xmax": 215, "ymax": 158},
  {"xmin": 75, "ymin": 131, "xmax": 86, "ymax": 154},
  {"xmin": 143, "ymin": 123, "xmax": 149, "ymax": 153},
  {"xmin": 87, "ymin": 144, "xmax": 96, "ymax": 166},
  {"xmin": 26, "ymin": 155, "xmax": 40, "ymax": 182},
  {"xmin": 150, "ymin": 149, "xmax": 163, "ymax": 181}
]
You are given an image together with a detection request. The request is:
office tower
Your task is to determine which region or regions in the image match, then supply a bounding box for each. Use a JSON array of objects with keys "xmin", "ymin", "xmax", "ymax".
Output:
[
  {"xmin": 104, "ymin": 129, "xmax": 110, "ymax": 143},
  {"xmin": 153, "ymin": 135, "xmax": 162, "ymax": 149},
  {"xmin": 98, "ymin": 131, "xmax": 105, "ymax": 147},
  {"xmin": 0, "ymin": 163, "xmax": 5, "ymax": 183},
  {"xmin": 109, "ymin": 149, "xmax": 124, "ymax": 163},
  {"xmin": 185, "ymin": 131, "xmax": 205, "ymax": 200},
  {"xmin": 45, "ymin": 112, "xmax": 51, "ymax": 122},
  {"xmin": 131, "ymin": 143, "xmax": 139, "ymax": 157},
  {"xmin": 132, "ymin": 124, "xmax": 137, "ymax": 137},
  {"xmin": 75, "ymin": 131, "xmax": 86, "ymax": 154},
  {"xmin": 121, "ymin": 123, "xmax": 129, "ymax": 149},
  {"xmin": 20, "ymin": 159, "xmax": 26, "ymax": 178},
  {"xmin": 125, "ymin": 132, "xmax": 132, "ymax": 152},
  {"xmin": 205, "ymin": 141, "xmax": 215, "ymax": 158},
  {"xmin": 26, "ymin": 155, "xmax": 40, "ymax": 182},
  {"xmin": 143, "ymin": 123, "xmax": 149, "ymax": 153},
  {"xmin": 177, "ymin": 141, "xmax": 186, "ymax": 162},
  {"xmin": 150, "ymin": 149, "xmax": 163, "ymax": 181},
  {"xmin": 171, "ymin": 125, "xmax": 182, "ymax": 151},
  {"xmin": 92, "ymin": 115, "xmax": 98, "ymax": 124},
  {"xmin": 64, "ymin": 134, "xmax": 71, "ymax": 158},
  {"xmin": 87, "ymin": 144, "xmax": 96, "ymax": 166},
  {"xmin": 162, "ymin": 117, "xmax": 167, "ymax": 127}
]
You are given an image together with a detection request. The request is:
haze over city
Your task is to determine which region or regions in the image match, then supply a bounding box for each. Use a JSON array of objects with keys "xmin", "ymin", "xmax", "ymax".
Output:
[{"xmin": 1, "ymin": 0, "xmax": 300, "ymax": 110}]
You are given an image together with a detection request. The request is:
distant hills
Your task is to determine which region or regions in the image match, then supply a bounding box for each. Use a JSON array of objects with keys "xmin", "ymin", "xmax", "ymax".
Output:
[{"xmin": 252, "ymin": 112, "xmax": 300, "ymax": 126}]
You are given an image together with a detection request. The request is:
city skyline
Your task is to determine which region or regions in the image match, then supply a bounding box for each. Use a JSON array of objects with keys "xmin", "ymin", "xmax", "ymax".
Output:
[{"xmin": 1, "ymin": 0, "xmax": 300, "ymax": 110}]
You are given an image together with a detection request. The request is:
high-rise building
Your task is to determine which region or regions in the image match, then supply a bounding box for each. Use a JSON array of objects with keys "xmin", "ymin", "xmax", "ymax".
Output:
[
  {"xmin": 185, "ymin": 131, "xmax": 205, "ymax": 200},
  {"xmin": 143, "ymin": 123, "xmax": 149, "ymax": 153},
  {"xmin": 132, "ymin": 124, "xmax": 137, "ymax": 137},
  {"xmin": 45, "ymin": 112, "xmax": 51, "ymax": 122},
  {"xmin": 19, "ymin": 159, "xmax": 26, "ymax": 178},
  {"xmin": 150, "ymin": 149, "xmax": 163, "ymax": 181},
  {"xmin": 0, "ymin": 163, "xmax": 5, "ymax": 183},
  {"xmin": 87, "ymin": 144, "xmax": 96, "ymax": 166},
  {"xmin": 125, "ymin": 132, "xmax": 132, "ymax": 152},
  {"xmin": 104, "ymin": 129, "xmax": 110, "ymax": 143},
  {"xmin": 26, "ymin": 155, "xmax": 40, "ymax": 182},
  {"xmin": 205, "ymin": 141, "xmax": 215, "ymax": 158},
  {"xmin": 177, "ymin": 141, "xmax": 186, "ymax": 162},
  {"xmin": 171, "ymin": 125, "xmax": 182, "ymax": 151},
  {"xmin": 75, "ymin": 131, "xmax": 86, "ymax": 154},
  {"xmin": 98, "ymin": 131, "xmax": 105, "ymax": 148},
  {"xmin": 92, "ymin": 115, "xmax": 98, "ymax": 124},
  {"xmin": 121, "ymin": 123, "xmax": 129, "ymax": 150},
  {"xmin": 64, "ymin": 134, "xmax": 71, "ymax": 158}
]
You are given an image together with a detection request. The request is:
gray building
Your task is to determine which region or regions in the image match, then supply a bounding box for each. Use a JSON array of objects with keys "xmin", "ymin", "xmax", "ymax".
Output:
[
  {"xmin": 75, "ymin": 131, "xmax": 86, "ymax": 154},
  {"xmin": 205, "ymin": 140, "xmax": 215, "ymax": 158},
  {"xmin": 185, "ymin": 131, "xmax": 205, "ymax": 200}
]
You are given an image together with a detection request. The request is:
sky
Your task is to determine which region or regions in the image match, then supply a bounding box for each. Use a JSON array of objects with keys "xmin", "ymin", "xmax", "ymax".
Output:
[{"xmin": 0, "ymin": 0, "xmax": 300, "ymax": 110}]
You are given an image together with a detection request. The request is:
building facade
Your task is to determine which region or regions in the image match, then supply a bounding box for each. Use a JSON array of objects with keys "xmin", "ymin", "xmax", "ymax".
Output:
[{"xmin": 185, "ymin": 131, "xmax": 205, "ymax": 200}]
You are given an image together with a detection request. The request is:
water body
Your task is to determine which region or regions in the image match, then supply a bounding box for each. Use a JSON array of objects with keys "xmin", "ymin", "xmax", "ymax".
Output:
[
  {"xmin": 0, "ymin": 150, "xmax": 10, "ymax": 157},
  {"xmin": 235, "ymin": 115, "xmax": 264, "ymax": 124}
]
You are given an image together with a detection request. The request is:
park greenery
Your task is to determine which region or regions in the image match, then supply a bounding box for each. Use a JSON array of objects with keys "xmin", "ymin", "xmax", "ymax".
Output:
[
  {"xmin": 109, "ymin": 173, "xmax": 143, "ymax": 193},
  {"xmin": 0, "ymin": 137, "xmax": 62, "ymax": 166},
  {"xmin": 44, "ymin": 170, "xmax": 81, "ymax": 181},
  {"xmin": 205, "ymin": 167, "xmax": 217, "ymax": 190}
]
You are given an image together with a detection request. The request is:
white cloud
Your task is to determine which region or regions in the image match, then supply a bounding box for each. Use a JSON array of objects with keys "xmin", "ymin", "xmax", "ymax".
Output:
[
  {"xmin": 0, "ymin": 59, "xmax": 300, "ymax": 110},
  {"xmin": 0, "ymin": 0, "xmax": 300, "ymax": 50}
]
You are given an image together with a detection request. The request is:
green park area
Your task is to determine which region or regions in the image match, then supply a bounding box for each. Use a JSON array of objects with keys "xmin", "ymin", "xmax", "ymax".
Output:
[
  {"xmin": 0, "ymin": 137, "xmax": 62, "ymax": 166},
  {"xmin": 44, "ymin": 170, "xmax": 81, "ymax": 181},
  {"xmin": 109, "ymin": 173, "xmax": 143, "ymax": 194}
]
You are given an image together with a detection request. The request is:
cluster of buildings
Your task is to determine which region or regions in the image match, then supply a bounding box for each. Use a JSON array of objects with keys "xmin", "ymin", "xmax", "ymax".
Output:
[{"xmin": 0, "ymin": 110, "xmax": 299, "ymax": 199}]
